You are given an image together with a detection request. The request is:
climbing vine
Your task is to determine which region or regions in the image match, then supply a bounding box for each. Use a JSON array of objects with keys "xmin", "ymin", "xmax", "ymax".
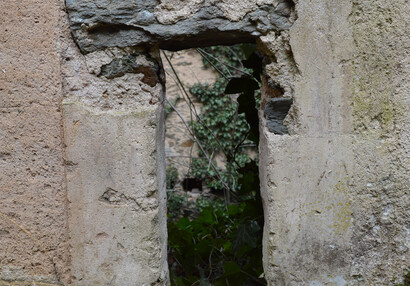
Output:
[
  {"xmin": 189, "ymin": 79, "xmax": 251, "ymax": 191},
  {"xmin": 189, "ymin": 44, "xmax": 261, "ymax": 193},
  {"xmin": 166, "ymin": 44, "xmax": 266, "ymax": 286}
]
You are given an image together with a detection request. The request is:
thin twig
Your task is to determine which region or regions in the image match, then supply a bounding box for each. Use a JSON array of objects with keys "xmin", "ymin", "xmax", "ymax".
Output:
[
  {"xmin": 227, "ymin": 46, "xmax": 245, "ymax": 70},
  {"xmin": 163, "ymin": 65, "xmax": 221, "ymax": 165},
  {"xmin": 0, "ymin": 211, "xmax": 46, "ymax": 252},
  {"xmin": 167, "ymin": 155, "xmax": 204, "ymax": 158},
  {"xmin": 165, "ymin": 99, "xmax": 231, "ymax": 192},
  {"xmin": 226, "ymin": 97, "xmax": 240, "ymax": 204},
  {"xmin": 197, "ymin": 48, "xmax": 254, "ymax": 79},
  {"xmin": 240, "ymin": 269, "xmax": 263, "ymax": 283},
  {"xmin": 196, "ymin": 49, "xmax": 230, "ymax": 80},
  {"xmin": 162, "ymin": 51, "xmax": 239, "ymax": 168},
  {"xmin": 163, "ymin": 69, "xmax": 196, "ymax": 127},
  {"xmin": 188, "ymin": 138, "xmax": 195, "ymax": 179},
  {"xmin": 162, "ymin": 51, "xmax": 201, "ymax": 119},
  {"xmin": 207, "ymin": 247, "xmax": 215, "ymax": 280},
  {"xmin": 238, "ymin": 144, "xmax": 257, "ymax": 148}
]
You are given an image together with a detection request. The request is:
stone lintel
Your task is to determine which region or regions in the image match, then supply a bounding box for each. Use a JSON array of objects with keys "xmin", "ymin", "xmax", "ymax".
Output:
[{"xmin": 66, "ymin": 0, "xmax": 295, "ymax": 53}]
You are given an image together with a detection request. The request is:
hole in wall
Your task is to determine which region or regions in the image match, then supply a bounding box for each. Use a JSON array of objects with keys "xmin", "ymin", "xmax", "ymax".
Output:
[
  {"xmin": 261, "ymin": 56, "xmax": 294, "ymax": 135},
  {"xmin": 263, "ymin": 97, "xmax": 293, "ymax": 134},
  {"xmin": 181, "ymin": 178, "xmax": 203, "ymax": 193},
  {"xmin": 163, "ymin": 44, "xmax": 268, "ymax": 285}
]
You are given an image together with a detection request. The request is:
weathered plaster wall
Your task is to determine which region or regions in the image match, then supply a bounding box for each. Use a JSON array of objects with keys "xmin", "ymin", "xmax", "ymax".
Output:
[
  {"xmin": 349, "ymin": 0, "xmax": 409, "ymax": 283},
  {"xmin": 63, "ymin": 101, "xmax": 168, "ymax": 285},
  {"xmin": 258, "ymin": 0, "xmax": 355, "ymax": 284},
  {"xmin": 0, "ymin": 0, "xmax": 69, "ymax": 284},
  {"xmin": 1, "ymin": 0, "xmax": 408, "ymax": 285},
  {"xmin": 59, "ymin": 38, "xmax": 169, "ymax": 284},
  {"xmin": 259, "ymin": 0, "xmax": 409, "ymax": 284}
]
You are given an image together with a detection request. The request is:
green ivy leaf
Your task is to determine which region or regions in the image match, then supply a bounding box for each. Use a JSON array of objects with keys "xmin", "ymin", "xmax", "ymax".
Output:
[
  {"xmin": 177, "ymin": 217, "xmax": 191, "ymax": 230},
  {"xmin": 199, "ymin": 277, "xmax": 212, "ymax": 286},
  {"xmin": 198, "ymin": 207, "xmax": 216, "ymax": 225},
  {"xmin": 227, "ymin": 204, "xmax": 241, "ymax": 216},
  {"xmin": 238, "ymin": 161, "xmax": 260, "ymax": 196},
  {"xmin": 223, "ymin": 261, "xmax": 241, "ymax": 276},
  {"xmin": 233, "ymin": 220, "xmax": 261, "ymax": 253}
]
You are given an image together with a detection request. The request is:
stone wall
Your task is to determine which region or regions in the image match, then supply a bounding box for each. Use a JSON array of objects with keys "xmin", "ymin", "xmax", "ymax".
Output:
[
  {"xmin": 0, "ymin": 0, "xmax": 408, "ymax": 285},
  {"xmin": 60, "ymin": 46, "xmax": 169, "ymax": 285},
  {"xmin": 259, "ymin": 1, "xmax": 355, "ymax": 284},
  {"xmin": 350, "ymin": 0, "xmax": 409, "ymax": 282},
  {"xmin": 0, "ymin": 0, "xmax": 69, "ymax": 283}
]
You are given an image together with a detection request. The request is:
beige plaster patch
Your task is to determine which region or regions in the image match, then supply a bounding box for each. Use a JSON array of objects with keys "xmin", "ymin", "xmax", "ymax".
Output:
[
  {"xmin": 155, "ymin": 0, "xmax": 205, "ymax": 24},
  {"xmin": 216, "ymin": 0, "xmax": 278, "ymax": 21}
]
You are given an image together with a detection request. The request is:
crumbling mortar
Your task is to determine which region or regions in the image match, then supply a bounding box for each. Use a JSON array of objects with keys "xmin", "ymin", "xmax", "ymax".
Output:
[{"xmin": 258, "ymin": 30, "xmax": 300, "ymax": 135}]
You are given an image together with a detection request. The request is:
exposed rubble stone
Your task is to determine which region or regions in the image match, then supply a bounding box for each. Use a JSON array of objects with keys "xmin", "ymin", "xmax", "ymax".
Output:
[
  {"xmin": 66, "ymin": 0, "xmax": 295, "ymax": 53},
  {"xmin": 99, "ymin": 54, "xmax": 161, "ymax": 86},
  {"xmin": 264, "ymin": 97, "xmax": 293, "ymax": 134}
]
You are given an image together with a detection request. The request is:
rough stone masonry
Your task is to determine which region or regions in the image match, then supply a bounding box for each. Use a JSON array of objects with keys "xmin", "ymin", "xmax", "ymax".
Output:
[{"xmin": 0, "ymin": 0, "xmax": 408, "ymax": 285}]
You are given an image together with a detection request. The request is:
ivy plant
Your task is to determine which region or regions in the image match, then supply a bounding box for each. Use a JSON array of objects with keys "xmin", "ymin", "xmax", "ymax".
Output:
[
  {"xmin": 167, "ymin": 44, "xmax": 266, "ymax": 286},
  {"xmin": 189, "ymin": 79, "xmax": 251, "ymax": 191}
]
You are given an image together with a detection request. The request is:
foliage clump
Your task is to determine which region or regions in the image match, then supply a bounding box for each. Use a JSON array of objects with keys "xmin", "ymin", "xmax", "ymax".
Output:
[
  {"xmin": 189, "ymin": 79, "xmax": 251, "ymax": 190},
  {"xmin": 167, "ymin": 44, "xmax": 266, "ymax": 286},
  {"xmin": 166, "ymin": 165, "xmax": 179, "ymax": 189},
  {"xmin": 168, "ymin": 162, "xmax": 265, "ymax": 286}
]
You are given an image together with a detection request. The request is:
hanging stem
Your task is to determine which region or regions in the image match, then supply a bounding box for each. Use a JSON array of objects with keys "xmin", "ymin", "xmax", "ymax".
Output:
[{"xmin": 165, "ymin": 99, "xmax": 232, "ymax": 195}]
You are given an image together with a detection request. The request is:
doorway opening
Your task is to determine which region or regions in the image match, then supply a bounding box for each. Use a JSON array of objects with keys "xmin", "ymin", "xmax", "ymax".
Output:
[{"xmin": 162, "ymin": 45, "xmax": 267, "ymax": 286}]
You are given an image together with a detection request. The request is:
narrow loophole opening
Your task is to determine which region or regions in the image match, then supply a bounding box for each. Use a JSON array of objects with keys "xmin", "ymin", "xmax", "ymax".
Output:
[{"xmin": 163, "ymin": 44, "xmax": 267, "ymax": 286}]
